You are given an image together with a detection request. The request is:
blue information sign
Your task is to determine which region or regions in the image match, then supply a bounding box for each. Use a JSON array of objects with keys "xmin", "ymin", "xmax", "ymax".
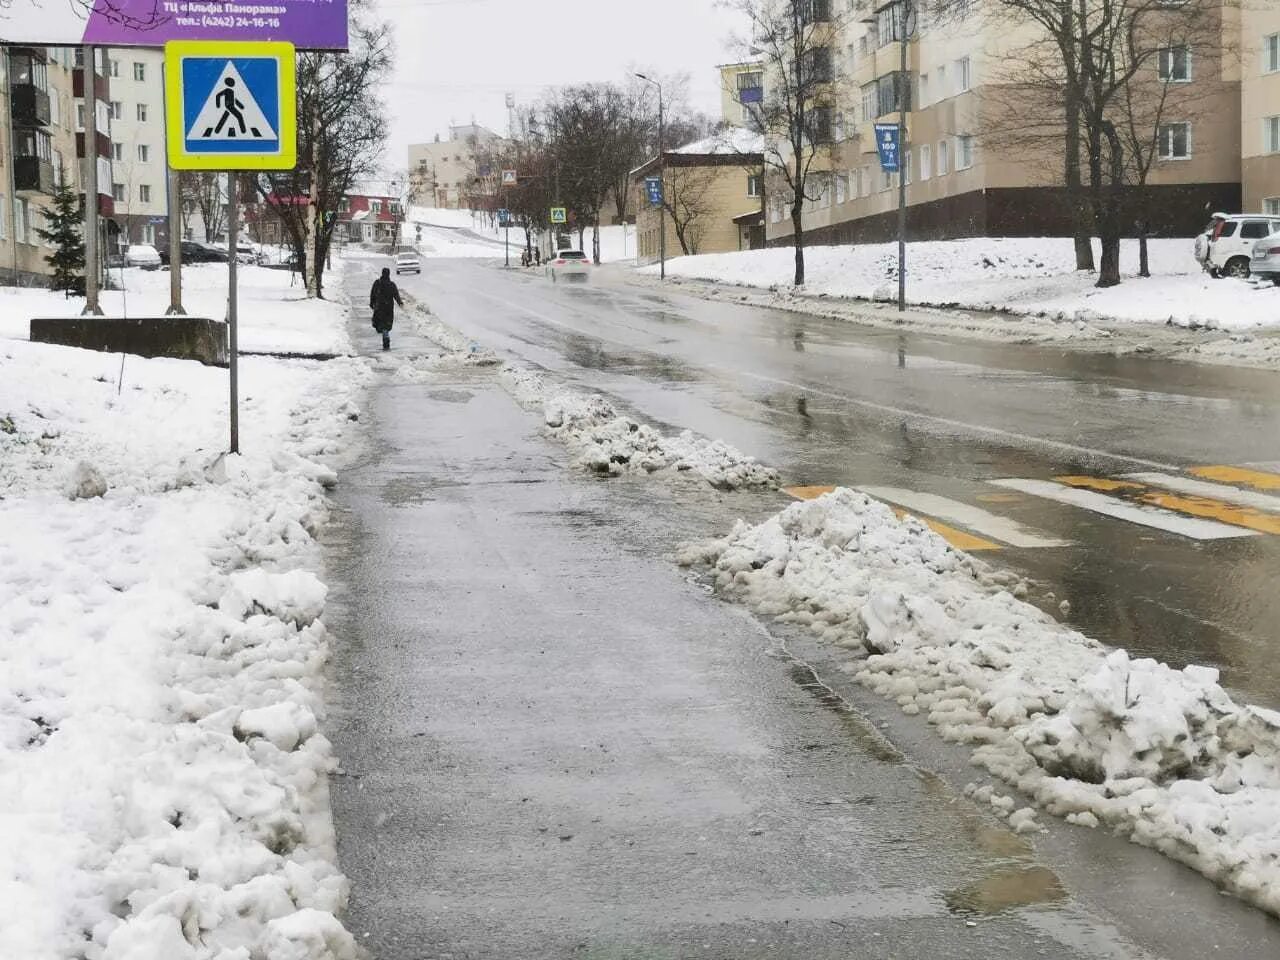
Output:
[
  {"xmin": 497, "ymin": 208, "xmax": 512, "ymax": 226},
  {"xmin": 645, "ymin": 175, "xmax": 663, "ymax": 205},
  {"xmin": 873, "ymin": 123, "xmax": 901, "ymax": 173}
]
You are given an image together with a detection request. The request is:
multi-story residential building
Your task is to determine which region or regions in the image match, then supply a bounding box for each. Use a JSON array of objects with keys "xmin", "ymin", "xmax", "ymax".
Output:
[
  {"xmin": 104, "ymin": 48, "xmax": 168, "ymax": 250},
  {"xmin": 718, "ymin": 61, "xmax": 765, "ymax": 125},
  {"xmin": 0, "ymin": 46, "xmax": 113, "ymax": 285},
  {"xmin": 1243, "ymin": 6, "xmax": 1280, "ymax": 214},
  {"xmin": 407, "ymin": 123, "xmax": 504, "ymax": 209},
  {"xmin": 739, "ymin": 0, "xmax": 1246, "ymax": 247}
]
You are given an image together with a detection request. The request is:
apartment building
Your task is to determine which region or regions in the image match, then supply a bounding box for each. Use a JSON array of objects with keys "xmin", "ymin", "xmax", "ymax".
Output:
[
  {"xmin": 0, "ymin": 46, "xmax": 113, "ymax": 285},
  {"xmin": 407, "ymin": 124, "xmax": 504, "ymax": 209},
  {"xmin": 742, "ymin": 0, "xmax": 1245, "ymax": 247},
  {"xmin": 105, "ymin": 48, "xmax": 169, "ymax": 250},
  {"xmin": 718, "ymin": 61, "xmax": 765, "ymax": 125},
  {"xmin": 1243, "ymin": 6, "xmax": 1280, "ymax": 214}
]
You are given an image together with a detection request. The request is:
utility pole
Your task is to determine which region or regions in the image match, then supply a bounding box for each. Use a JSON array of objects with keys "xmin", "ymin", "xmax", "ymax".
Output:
[
  {"xmin": 635, "ymin": 73, "xmax": 665, "ymax": 280},
  {"xmin": 81, "ymin": 45, "xmax": 104, "ymax": 316},
  {"xmin": 896, "ymin": 0, "xmax": 912, "ymax": 313}
]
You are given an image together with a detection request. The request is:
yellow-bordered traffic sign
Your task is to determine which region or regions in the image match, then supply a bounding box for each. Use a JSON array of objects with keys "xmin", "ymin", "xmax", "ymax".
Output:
[
  {"xmin": 550, "ymin": 206, "xmax": 567, "ymax": 224},
  {"xmin": 165, "ymin": 41, "xmax": 296, "ymax": 170}
]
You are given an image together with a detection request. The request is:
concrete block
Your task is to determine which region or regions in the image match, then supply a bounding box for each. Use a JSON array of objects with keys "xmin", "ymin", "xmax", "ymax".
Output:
[{"xmin": 29, "ymin": 316, "xmax": 229, "ymax": 367}]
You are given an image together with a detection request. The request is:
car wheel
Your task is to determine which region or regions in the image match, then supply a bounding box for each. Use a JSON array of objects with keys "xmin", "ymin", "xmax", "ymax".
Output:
[{"xmin": 1223, "ymin": 257, "xmax": 1251, "ymax": 279}]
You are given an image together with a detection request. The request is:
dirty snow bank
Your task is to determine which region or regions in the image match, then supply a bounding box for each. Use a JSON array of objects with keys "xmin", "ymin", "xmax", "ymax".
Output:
[
  {"xmin": 499, "ymin": 365, "xmax": 778, "ymax": 491},
  {"xmin": 0, "ymin": 335, "xmax": 371, "ymax": 957},
  {"xmin": 646, "ymin": 238, "xmax": 1280, "ymax": 334},
  {"xmin": 680, "ymin": 488, "xmax": 1280, "ymax": 914}
]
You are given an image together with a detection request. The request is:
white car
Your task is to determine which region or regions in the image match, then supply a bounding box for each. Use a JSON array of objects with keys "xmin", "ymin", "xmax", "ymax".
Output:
[
  {"xmin": 1196, "ymin": 213, "xmax": 1280, "ymax": 279},
  {"xmin": 124, "ymin": 244, "xmax": 161, "ymax": 270},
  {"xmin": 394, "ymin": 251, "xmax": 421, "ymax": 275},
  {"xmin": 545, "ymin": 249, "xmax": 590, "ymax": 282},
  {"xmin": 1250, "ymin": 234, "xmax": 1280, "ymax": 286}
]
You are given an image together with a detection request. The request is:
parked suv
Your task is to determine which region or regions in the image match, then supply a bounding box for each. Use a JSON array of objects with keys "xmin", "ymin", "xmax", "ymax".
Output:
[{"xmin": 1196, "ymin": 213, "xmax": 1280, "ymax": 278}]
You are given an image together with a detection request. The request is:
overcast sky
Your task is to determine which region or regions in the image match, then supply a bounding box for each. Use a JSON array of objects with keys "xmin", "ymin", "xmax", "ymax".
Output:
[{"xmin": 372, "ymin": 0, "xmax": 747, "ymax": 170}]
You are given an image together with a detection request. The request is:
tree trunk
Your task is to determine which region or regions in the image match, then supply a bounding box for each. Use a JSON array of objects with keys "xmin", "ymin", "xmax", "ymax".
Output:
[
  {"xmin": 1097, "ymin": 231, "xmax": 1121, "ymax": 287},
  {"xmin": 791, "ymin": 205, "xmax": 805, "ymax": 286},
  {"xmin": 1065, "ymin": 100, "xmax": 1094, "ymax": 271},
  {"xmin": 1138, "ymin": 229, "xmax": 1150, "ymax": 278},
  {"xmin": 592, "ymin": 222, "xmax": 600, "ymax": 264},
  {"xmin": 303, "ymin": 106, "xmax": 320, "ymax": 298}
]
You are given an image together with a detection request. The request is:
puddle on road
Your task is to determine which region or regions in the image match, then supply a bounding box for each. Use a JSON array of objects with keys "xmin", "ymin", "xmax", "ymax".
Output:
[
  {"xmin": 426, "ymin": 388, "xmax": 475, "ymax": 404},
  {"xmin": 380, "ymin": 475, "xmax": 457, "ymax": 507},
  {"xmin": 945, "ymin": 865, "xmax": 1067, "ymax": 915}
]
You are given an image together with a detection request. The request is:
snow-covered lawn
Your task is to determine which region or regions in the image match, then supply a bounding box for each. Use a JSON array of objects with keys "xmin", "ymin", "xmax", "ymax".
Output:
[
  {"xmin": 0, "ymin": 264, "xmax": 349, "ymax": 356},
  {"xmin": 646, "ymin": 238, "xmax": 1280, "ymax": 333},
  {"xmin": 680, "ymin": 489, "xmax": 1280, "ymax": 916},
  {"xmin": 1, "ymin": 273, "xmax": 368, "ymax": 957}
]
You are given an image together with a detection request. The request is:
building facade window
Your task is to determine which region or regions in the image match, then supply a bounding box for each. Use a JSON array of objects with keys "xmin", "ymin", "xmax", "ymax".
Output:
[
  {"xmin": 112, "ymin": 183, "xmax": 126, "ymax": 202},
  {"xmin": 1265, "ymin": 198, "xmax": 1280, "ymax": 216},
  {"xmin": 957, "ymin": 56, "xmax": 972, "ymax": 92},
  {"xmin": 875, "ymin": 71, "xmax": 910, "ymax": 116},
  {"xmin": 112, "ymin": 142, "xmax": 124, "ymax": 161},
  {"xmin": 880, "ymin": 167, "xmax": 893, "ymax": 191},
  {"xmin": 955, "ymin": 134, "xmax": 974, "ymax": 169},
  {"xmin": 835, "ymin": 173, "xmax": 847, "ymax": 204},
  {"xmin": 747, "ymin": 174, "xmax": 762, "ymax": 197},
  {"xmin": 0, "ymin": 194, "xmax": 6, "ymax": 240},
  {"xmin": 1265, "ymin": 34, "xmax": 1279, "ymax": 74},
  {"xmin": 108, "ymin": 58, "xmax": 120, "ymax": 78},
  {"xmin": 137, "ymin": 103, "xmax": 148, "ymax": 122},
  {"xmin": 937, "ymin": 138, "xmax": 949, "ymax": 174},
  {"xmin": 109, "ymin": 100, "xmax": 122, "ymax": 120},
  {"xmin": 904, "ymin": 149, "xmax": 913, "ymax": 184},
  {"xmin": 1158, "ymin": 46, "xmax": 1191, "ymax": 82},
  {"xmin": 133, "ymin": 62, "xmax": 146, "ymax": 81},
  {"xmin": 14, "ymin": 198, "xmax": 28, "ymax": 244},
  {"xmin": 861, "ymin": 82, "xmax": 876, "ymax": 122},
  {"xmin": 1265, "ymin": 116, "xmax": 1280, "ymax": 154},
  {"xmin": 1158, "ymin": 122, "xmax": 1191, "ymax": 159},
  {"xmin": 139, "ymin": 184, "xmax": 152, "ymax": 202},
  {"xmin": 920, "ymin": 143, "xmax": 932, "ymax": 179},
  {"xmin": 137, "ymin": 144, "xmax": 150, "ymax": 162},
  {"xmin": 919, "ymin": 72, "xmax": 929, "ymax": 107},
  {"xmin": 142, "ymin": 224, "xmax": 156, "ymax": 243},
  {"xmin": 937, "ymin": 64, "xmax": 947, "ymax": 97}
]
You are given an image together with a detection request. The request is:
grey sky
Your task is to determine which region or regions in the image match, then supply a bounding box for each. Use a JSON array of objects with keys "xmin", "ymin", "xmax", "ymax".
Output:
[{"xmin": 372, "ymin": 0, "xmax": 747, "ymax": 169}]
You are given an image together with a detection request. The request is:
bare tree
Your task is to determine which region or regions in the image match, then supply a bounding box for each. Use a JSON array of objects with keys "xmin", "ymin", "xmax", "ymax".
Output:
[
  {"xmin": 179, "ymin": 172, "xmax": 225, "ymax": 243},
  {"xmin": 729, "ymin": 0, "xmax": 845, "ymax": 286},
  {"xmin": 662, "ymin": 164, "xmax": 720, "ymax": 255}
]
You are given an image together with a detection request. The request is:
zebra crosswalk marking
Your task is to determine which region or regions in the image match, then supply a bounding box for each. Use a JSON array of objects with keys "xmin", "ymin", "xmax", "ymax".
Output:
[
  {"xmin": 1056, "ymin": 475, "xmax": 1280, "ymax": 535},
  {"xmin": 1122, "ymin": 472, "xmax": 1280, "ymax": 515},
  {"xmin": 1190, "ymin": 465, "xmax": 1280, "ymax": 492},
  {"xmin": 782, "ymin": 485, "xmax": 1001, "ymax": 551},
  {"xmin": 856, "ymin": 486, "xmax": 1070, "ymax": 548}
]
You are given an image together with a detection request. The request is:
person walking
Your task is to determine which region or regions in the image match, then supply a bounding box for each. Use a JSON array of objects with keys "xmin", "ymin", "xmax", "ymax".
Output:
[{"xmin": 369, "ymin": 267, "xmax": 404, "ymax": 351}]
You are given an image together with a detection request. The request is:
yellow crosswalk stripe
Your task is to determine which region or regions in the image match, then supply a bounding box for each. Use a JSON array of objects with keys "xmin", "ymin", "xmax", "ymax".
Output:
[
  {"xmin": 1190, "ymin": 465, "xmax": 1280, "ymax": 492},
  {"xmin": 1056, "ymin": 475, "xmax": 1280, "ymax": 535},
  {"xmin": 782, "ymin": 485, "xmax": 1001, "ymax": 551}
]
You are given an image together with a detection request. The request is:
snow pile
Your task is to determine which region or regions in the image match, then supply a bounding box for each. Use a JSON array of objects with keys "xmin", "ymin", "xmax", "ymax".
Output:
[
  {"xmin": 499, "ymin": 365, "xmax": 778, "ymax": 490},
  {"xmin": 0, "ymin": 264, "xmax": 350, "ymax": 356},
  {"xmin": 680, "ymin": 488, "xmax": 1280, "ymax": 913},
  {"xmin": 0, "ymin": 334, "xmax": 370, "ymax": 956},
  {"xmin": 645, "ymin": 237, "xmax": 1280, "ymax": 333}
]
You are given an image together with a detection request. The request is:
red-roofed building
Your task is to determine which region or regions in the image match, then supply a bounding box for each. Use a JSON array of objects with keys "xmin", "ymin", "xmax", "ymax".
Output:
[{"xmin": 337, "ymin": 194, "xmax": 403, "ymax": 244}]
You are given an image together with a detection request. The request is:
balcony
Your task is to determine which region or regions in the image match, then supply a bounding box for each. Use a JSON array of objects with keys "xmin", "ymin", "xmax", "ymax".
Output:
[
  {"xmin": 76, "ymin": 131, "xmax": 112, "ymax": 160},
  {"xmin": 11, "ymin": 85, "xmax": 50, "ymax": 126},
  {"xmin": 72, "ymin": 68, "xmax": 110, "ymax": 100},
  {"xmin": 15, "ymin": 156, "xmax": 55, "ymax": 195}
]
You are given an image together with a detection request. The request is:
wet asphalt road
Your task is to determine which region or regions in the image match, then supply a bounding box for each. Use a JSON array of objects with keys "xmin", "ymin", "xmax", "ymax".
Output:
[
  {"xmin": 397, "ymin": 259, "xmax": 1280, "ymax": 708},
  {"xmin": 324, "ymin": 264, "xmax": 1280, "ymax": 957}
]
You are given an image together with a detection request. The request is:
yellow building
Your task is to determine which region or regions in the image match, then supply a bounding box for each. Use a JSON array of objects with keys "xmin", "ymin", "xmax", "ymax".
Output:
[{"xmin": 1243, "ymin": 6, "xmax": 1280, "ymax": 213}]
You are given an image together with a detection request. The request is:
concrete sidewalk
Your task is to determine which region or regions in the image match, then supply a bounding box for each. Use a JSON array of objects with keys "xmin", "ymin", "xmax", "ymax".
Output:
[{"xmin": 319, "ymin": 277, "xmax": 1176, "ymax": 958}]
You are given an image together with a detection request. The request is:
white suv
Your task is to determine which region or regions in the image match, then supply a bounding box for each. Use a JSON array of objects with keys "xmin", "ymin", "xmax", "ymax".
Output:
[{"xmin": 1195, "ymin": 213, "xmax": 1280, "ymax": 278}]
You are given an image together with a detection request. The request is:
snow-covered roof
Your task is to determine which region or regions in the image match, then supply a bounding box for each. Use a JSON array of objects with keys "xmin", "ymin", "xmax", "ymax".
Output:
[
  {"xmin": 671, "ymin": 127, "xmax": 765, "ymax": 156},
  {"xmin": 350, "ymin": 210, "xmax": 370, "ymax": 221}
]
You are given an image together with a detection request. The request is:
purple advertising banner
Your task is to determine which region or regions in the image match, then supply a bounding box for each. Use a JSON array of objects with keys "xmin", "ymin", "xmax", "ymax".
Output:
[{"xmin": 1, "ymin": 0, "xmax": 348, "ymax": 50}]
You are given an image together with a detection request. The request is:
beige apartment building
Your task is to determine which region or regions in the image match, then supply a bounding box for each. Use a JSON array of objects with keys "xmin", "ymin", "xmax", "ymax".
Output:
[
  {"xmin": 743, "ymin": 0, "xmax": 1248, "ymax": 247},
  {"xmin": 0, "ymin": 46, "xmax": 113, "ymax": 285},
  {"xmin": 407, "ymin": 123, "xmax": 504, "ymax": 209},
  {"xmin": 1243, "ymin": 6, "xmax": 1280, "ymax": 214}
]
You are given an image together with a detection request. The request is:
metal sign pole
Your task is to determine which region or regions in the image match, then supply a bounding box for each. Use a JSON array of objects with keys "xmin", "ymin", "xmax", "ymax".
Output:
[
  {"xmin": 81, "ymin": 45, "xmax": 104, "ymax": 316},
  {"xmin": 163, "ymin": 62, "xmax": 185, "ymax": 315},
  {"xmin": 227, "ymin": 173, "xmax": 239, "ymax": 454}
]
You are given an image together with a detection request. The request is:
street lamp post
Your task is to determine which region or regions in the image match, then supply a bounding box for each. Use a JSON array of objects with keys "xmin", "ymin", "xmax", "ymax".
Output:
[
  {"xmin": 896, "ymin": 0, "xmax": 913, "ymax": 313},
  {"xmin": 635, "ymin": 73, "xmax": 665, "ymax": 281}
]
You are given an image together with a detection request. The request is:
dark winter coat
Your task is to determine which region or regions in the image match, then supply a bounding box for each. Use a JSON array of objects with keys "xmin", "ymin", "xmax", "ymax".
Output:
[{"xmin": 370, "ymin": 276, "xmax": 404, "ymax": 333}]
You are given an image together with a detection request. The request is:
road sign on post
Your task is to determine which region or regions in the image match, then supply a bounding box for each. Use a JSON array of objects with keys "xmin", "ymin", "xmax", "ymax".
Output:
[
  {"xmin": 645, "ymin": 175, "xmax": 663, "ymax": 205},
  {"xmin": 550, "ymin": 207, "xmax": 568, "ymax": 224},
  {"xmin": 873, "ymin": 123, "xmax": 901, "ymax": 172},
  {"xmin": 165, "ymin": 40, "xmax": 298, "ymax": 456},
  {"xmin": 165, "ymin": 41, "xmax": 297, "ymax": 170},
  {"xmin": 501, "ymin": 169, "xmax": 518, "ymax": 186}
]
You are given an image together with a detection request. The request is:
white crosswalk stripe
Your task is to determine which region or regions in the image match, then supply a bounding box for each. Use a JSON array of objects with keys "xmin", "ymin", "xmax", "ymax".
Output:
[
  {"xmin": 988, "ymin": 479, "xmax": 1259, "ymax": 541},
  {"xmin": 857, "ymin": 486, "xmax": 1071, "ymax": 548},
  {"xmin": 1122, "ymin": 472, "xmax": 1280, "ymax": 514}
]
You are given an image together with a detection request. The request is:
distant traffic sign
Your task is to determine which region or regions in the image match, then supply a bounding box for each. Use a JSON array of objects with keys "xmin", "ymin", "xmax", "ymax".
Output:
[
  {"xmin": 550, "ymin": 206, "xmax": 568, "ymax": 224},
  {"xmin": 165, "ymin": 41, "xmax": 297, "ymax": 170},
  {"xmin": 501, "ymin": 169, "xmax": 518, "ymax": 186},
  {"xmin": 497, "ymin": 208, "xmax": 512, "ymax": 226},
  {"xmin": 645, "ymin": 175, "xmax": 663, "ymax": 205}
]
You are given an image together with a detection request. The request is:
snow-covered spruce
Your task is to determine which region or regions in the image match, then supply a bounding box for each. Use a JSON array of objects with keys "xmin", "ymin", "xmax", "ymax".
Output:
[
  {"xmin": 679, "ymin": 488, "xmax": 1280, "ymax": 915},
  {"xmin": 1, "ymin": 336, "xmax": 370, "ymax": 957},
  {"xmin": 499, "ymin": 365, "xmax": 779, "ymax": 491}
]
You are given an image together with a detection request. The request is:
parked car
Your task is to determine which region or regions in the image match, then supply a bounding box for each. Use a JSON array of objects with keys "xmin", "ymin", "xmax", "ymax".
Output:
[
  {"xmin": 545, "ymin": 249, "xmax": 590, "ymax": 282},
  {"xmin": 236, "ymin": 242, "xmax": 258, "ymax": 265},
  {"xmin": 1250, "ymin": 234, "xmax": 1280, "ymax": 285},
  {"xmin": 159, "ymin": 241, "xmax": 230, "ymax": 266},
  {"xmin": 1196, "ymin": 213, "xmax": 1280, "ymax": 278},
  {"xmin": 394, "ymin": 250, "xmax": 421, "ymax": 275},
  {"xmin": 124, "ymin": 244, "xmax": 162, "ymax": 270}
]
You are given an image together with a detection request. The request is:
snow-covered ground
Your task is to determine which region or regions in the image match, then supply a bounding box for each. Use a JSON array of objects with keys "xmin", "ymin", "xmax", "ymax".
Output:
[
  {"xmin": 409, "ymin": 206, "xmax": 637, "ymax": 263},
  {"xmin": 0, "ymin": 265, "xmax": 348, "ymax": 356},
  {"xmin": 1, "ymin": 264, "xmax": 368, "ymax": 957},
  {"xmin": 644, "ymin": 238, "xmax": 1280, "ymax": 333},
  {"xmin": 679, "ymin": 489, "xmax": 1280, "ymax": 916}
]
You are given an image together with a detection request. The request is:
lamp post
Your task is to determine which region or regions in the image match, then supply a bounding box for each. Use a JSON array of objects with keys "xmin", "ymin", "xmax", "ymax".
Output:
[
  {"xmin": 896, "ymin": 0, "xmax": 912, "ymax": 313},
  {"xmin": 635, "ymin": 73, "xmax": 665, "ymax": 281}
]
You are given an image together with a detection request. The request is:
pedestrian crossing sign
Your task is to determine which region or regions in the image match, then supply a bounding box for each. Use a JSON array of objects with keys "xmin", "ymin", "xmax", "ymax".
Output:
[{"xmin": 165, "ymin": 41, "xmax": 296, "ymax": 171}]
